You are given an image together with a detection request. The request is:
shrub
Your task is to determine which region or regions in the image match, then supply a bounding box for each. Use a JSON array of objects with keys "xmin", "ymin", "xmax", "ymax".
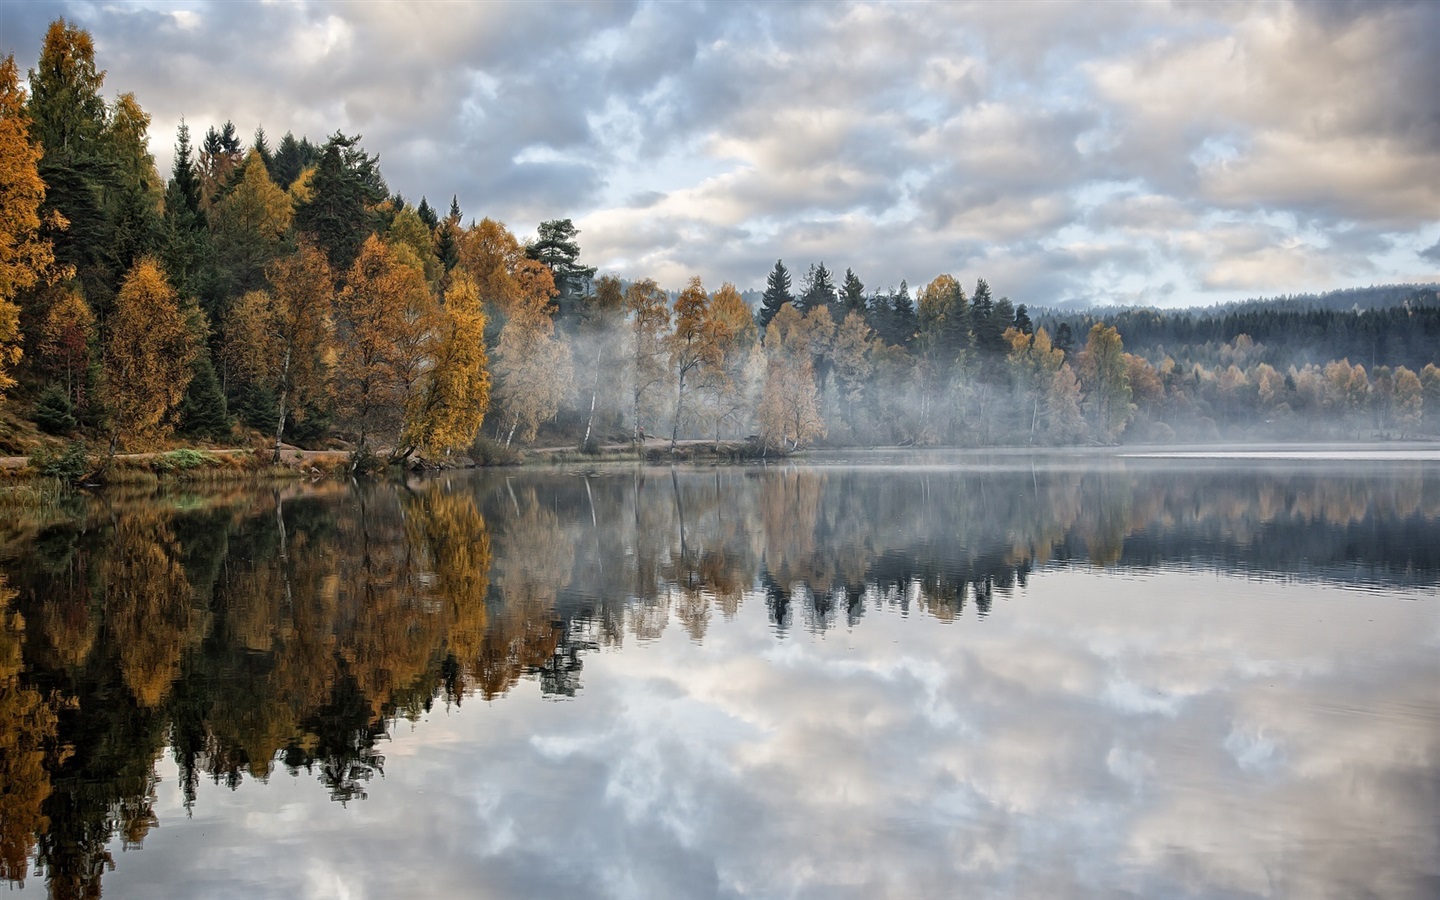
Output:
[
  {"xmin": 471, "ymin": 435, "xmax": 522, "ymax": 467},
  {"xmin": 33, "ymin": 441, "xmax": 91, "ymax": 483}
]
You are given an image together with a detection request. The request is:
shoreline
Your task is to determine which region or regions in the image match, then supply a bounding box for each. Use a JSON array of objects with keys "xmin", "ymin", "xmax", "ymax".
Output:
[{"xmin": 3, "ymin": 437, "xmax": 1438, "ymax": 486}]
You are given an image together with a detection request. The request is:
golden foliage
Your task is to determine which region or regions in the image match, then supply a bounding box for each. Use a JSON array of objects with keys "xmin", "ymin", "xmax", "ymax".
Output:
[
  {"xmin": 332, "ymin": 235, "xmax": 432, "ymax": 450},
  {"xmin": 215, "ymin": 150, "xmax": 293, "ymax": 245},
  {"xmin": 0, "ymin": 577, "xmax": 63, "ymax": 884},
  {"xmin": 0, "ymin": 55, "xmax": 64, "ymax": 399},
  {"xmin": 400, "ymin": 272, "xmax": 491, "ymax": 455},
  {"xmin": 1077, "ymin": 323, "xmax": 1132, "ymax": 443},
  {"xmin": 625, "ymin": 277, "xmax": 671, "ymax": 440},
  {"xmin": 454, "ymin": 218, "xmax": 556, "ymax": 324},
  {"xmin": 103, "ymin": 258, "xmax": 198, "ymax": 449},
  {"xmin": 102, "ymin": 514, "xmax": 196, "ymax": 707}
]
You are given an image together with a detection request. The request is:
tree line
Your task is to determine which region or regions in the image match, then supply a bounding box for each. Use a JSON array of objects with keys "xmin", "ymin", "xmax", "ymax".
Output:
[{"xmin": 3, "ymin": 19, "xmax": 1439, "ymax": 463}]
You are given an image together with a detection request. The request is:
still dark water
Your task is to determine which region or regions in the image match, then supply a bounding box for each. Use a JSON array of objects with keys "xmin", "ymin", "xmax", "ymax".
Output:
[{"xmin": 1, "ymin": 452, "xmax": 1437, "ymax": 899}]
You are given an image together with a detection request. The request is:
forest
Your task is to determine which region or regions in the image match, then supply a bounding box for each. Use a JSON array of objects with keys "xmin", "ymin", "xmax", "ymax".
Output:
[{"xmin": 3, "ymin": 20, "xmax": 1439, "ymax": 468}]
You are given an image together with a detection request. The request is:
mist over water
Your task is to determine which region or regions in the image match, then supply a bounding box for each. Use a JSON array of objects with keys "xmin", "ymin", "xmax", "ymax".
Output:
[{"xmin": 1, "ymin": 454, "xmax": 1436, "ymax": 898}]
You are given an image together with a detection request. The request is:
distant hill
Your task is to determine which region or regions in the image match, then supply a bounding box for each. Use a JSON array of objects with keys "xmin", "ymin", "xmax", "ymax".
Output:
[{"xmin": 1033, "ymin": 284, "xmax": 1440, "ymax": 371}]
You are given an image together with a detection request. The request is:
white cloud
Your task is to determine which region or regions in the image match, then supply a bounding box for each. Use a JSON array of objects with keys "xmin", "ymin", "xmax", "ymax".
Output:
[{"xmin": 4, "ymin": 0, "xmax": 1434, "ymax": 304}]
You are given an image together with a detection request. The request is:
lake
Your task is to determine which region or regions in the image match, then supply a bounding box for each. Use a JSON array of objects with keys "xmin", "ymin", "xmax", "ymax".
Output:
[{"xmin": 1, "ymin": 452, "xmax": 1437, "ymax": 899}]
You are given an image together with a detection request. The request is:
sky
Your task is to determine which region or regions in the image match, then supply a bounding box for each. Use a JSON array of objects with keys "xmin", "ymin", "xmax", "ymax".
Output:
[{"xmin": 2, "ymin": 0, "xmax": 1438, "ymax": 307}]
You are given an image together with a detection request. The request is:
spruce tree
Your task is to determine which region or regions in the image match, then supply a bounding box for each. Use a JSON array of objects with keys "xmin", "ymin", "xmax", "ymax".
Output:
[
  {"xmin": 271, "ymin": 131, "xmax": 314, "ymax": 189},
  {"xmin": 841, "ymin": 268, "xmax": 866, "ymax": 315},
  {"xmin": 253, "ymin": 125, "xmax": 273, "ymax": 174},
  {"xmin": 294, "ymin": 131, "xmax": 387, "ymax": 272},
  {"xmin": 798, "ymin": 262, "xmax": 837, "ymax": 315},
  {"xmin": 416, "ymin": 196, "xmax": 438, "ymax": 230},
  {"xmin": 180, "ymin": 347, "xmax": 230, "ymax": 439},
  {"xmin": 758, "ymin": 259, "xmax": 793, "ymax": 331},
  {"xmin": 891, "ymin": 281, "xmax": 916, "ymax": 345}
]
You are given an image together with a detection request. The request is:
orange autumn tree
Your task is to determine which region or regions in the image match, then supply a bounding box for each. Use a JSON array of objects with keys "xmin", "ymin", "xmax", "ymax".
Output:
[
  {"xmin": 35, "ymin": 289, "xmax": 94, "ymax": 407},
  {"xmin": 0, "ymin": 54, "xmax": 65, "ymax": 400},
  {"xmin": 455, "ymin": 217, "xmax": 529, "ymax": 327},
  {"xmin": 102, "ymin": 258, "xmax": 197, "ymax": 451},
  {"xmin": 332, "ymin": 234, "xmax": 434, "ymax": 455}
]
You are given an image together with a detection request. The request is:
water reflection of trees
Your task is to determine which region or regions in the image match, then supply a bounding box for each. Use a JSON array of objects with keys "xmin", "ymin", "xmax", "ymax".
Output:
[{"xmin": 0, "ymin": 462, "xmax": 1437, "ymax": 894}]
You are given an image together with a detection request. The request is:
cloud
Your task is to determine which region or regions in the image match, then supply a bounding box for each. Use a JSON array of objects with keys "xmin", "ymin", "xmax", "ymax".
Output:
[
  {"xmin": 103, "ymin": 565, "xmax": 1440, "ymax": 900},
  {"xmin": 4, "ymin": 0, "xmax": 1435, "ymax": 305}
]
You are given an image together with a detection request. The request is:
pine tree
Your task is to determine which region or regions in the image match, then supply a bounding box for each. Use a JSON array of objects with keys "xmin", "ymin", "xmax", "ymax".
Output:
[
  {"xmin": 757, "ymin": 259, "xmax": 793, "ymax": 331},
  {"xmin": 294, "ymin": 132, "xmax": 387, "ymax": 273},
  {"xmin": 416, "ymin": 196, "xmax": 438, "ymax": 231},
  {"xmin": 179, "ymin": 346, "xmax": 229, "ymax": 438},
  {"xmin": 1014, "ymin": 303, "xmax": 1033, "ymax": 335},
  {"xmin": 526, "ymin": 219, "xmax": 595, "ymax": 323},
  {"xmin": 797, "ymin": 262, "xmax": 837, "ymax": 315},
  {"xmin": 841, "ymin": 268, "xmax": 866, "ymax": 315}
]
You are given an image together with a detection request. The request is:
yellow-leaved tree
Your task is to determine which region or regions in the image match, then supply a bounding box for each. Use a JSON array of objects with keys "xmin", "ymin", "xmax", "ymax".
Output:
[
  {"xmin": 213, "ymin": 149, "xmax": 294, "ymax": 293},
  {"xmin": 625, "ymin": 278, "xmax": 671, "ymax": 443},
  {"xmin": 333, "ymin": 235, "xmax": 433, "ymax": 455},
  {"xmin": 103, "ymin": 258, "xmax": 197, "ymax": 451},
  {"xmin": 1077, "ymin": 323, "xmax": 1133, "ymax": 443},
  {"xmin": 695, "ymin": 281, "xmax": 756, "ymax": 446},
  {"xmin": 1, "ymin": 55, "xmax": 65, "ymax": 400},
  {"xmin": 398, "ymin": 271, "xmax": 491, "ymax": 457},
  {"xmin": 225, "ymin": 243, "xmax": 334, "ymax": 460},
  {"xmin": 1005, "ymin": 326, "xmax": 1065, "ymax": 444}
]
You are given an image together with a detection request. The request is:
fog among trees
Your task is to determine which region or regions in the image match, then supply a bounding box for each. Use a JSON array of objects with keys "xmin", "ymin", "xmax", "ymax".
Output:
[{"xmin": 3, "ymin": 20, "xmax": 1439, "ymax": 462}]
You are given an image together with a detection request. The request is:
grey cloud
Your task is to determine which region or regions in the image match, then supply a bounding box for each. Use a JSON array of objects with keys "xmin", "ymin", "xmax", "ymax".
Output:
[
  {"xmin": 1421, "ymin": 240, "xmax": 1440, "ymax": 264},
  {"xmin": 6, "ymin": 0, "xmax": 1435, "ymax": 305}
]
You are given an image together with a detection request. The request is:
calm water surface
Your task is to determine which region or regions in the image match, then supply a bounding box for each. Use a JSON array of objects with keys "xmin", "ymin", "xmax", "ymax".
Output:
[{"xmin": 1, "ymin": 454, "xmax": 1437, "ymax": 899}]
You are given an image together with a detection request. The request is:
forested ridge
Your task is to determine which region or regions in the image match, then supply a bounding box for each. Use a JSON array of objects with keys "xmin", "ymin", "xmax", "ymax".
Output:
[{"xmin": 3, "ymin": 20, "xmax": 1439, "ymax": 466}]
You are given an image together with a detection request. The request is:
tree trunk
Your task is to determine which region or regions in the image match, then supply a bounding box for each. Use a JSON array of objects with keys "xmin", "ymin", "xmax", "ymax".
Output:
[
  {"xmin": 582, "ymin": 363, "xmax": 600, "ymax": 449},
  {"xmin": 1030, "ymin": 388, "xmax": 1040, "ymax": 446},
  {"xmin": 272, "ymin": 348, "xmax": 291, "ymax": 464},
  {"xmin": 670, "ymin": 371, "xmax": 685, "ymax": 454}
]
